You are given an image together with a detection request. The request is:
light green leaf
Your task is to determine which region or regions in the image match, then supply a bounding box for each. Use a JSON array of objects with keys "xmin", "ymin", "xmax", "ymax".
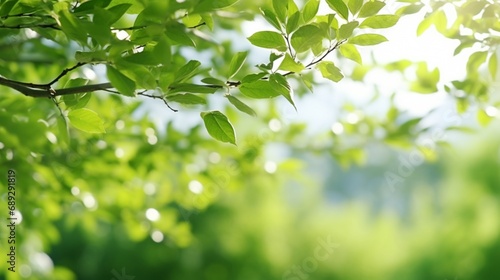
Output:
[
  {"xmin": 326, "ymin": 0, "xmax": 349, "ymax": 20},
  {"xmin": 228, "ymin": 51, "xmax": 248, "ymax": 79},
  {"xmin": 489, "ymin": 53, "xmax": 498, "ymax": 79},
  {"xmin": 106, "ymin": 65, "xmax": 136, "ymax": 97},
  {"xmin": 416, "ymin": 13, "xmax": 434, "ymax": 36},
  {"xmin": 339, "ymin": 43, "xmax": 362, "ymax": 64},
  {"xmin": 166, "ymin": 22, "xmax": 195, "ymax": 47},
  {"xmin": 260, "ymin": 8, "xmax": 282, "ymax": 30},
  {"xmin": 273, "ymin": 0, "xmax": 288, "ymax": 23},
  {"xmin": 466, "ymin": 51, "xmax": 488, "ymax": 73},
  {"xmin": 286, "ymin": 11, "xmax": 301, "ymax": 33},
  {"xmin": 240, "ymin": 80, "xmax": 281, "ymax": 99},
  {"xmin": 318, "ymin": 61, "xmax": 344, "ymax": 82},
  {"xmin": 302, "ymin": 0, "xmax": 320, "ymax": 23},
  {"xmin": 247, "ymin": 31, "xmax": 287, "ymax": 51},
  {"xmin": 359, "ymin": 15, "xmax": 399, "ymax": 29},
  {"xmin": 410, "ymin": 62, "xmax": 439, "ymax": 93},
  {"xmin": 193, "ymin": 0, "xmax": 238, "ymax": 13},
  {"xmin": 348, "ymin": 0, "xmax": 363, "ymax": 15},
  {"xmin": 200, "ymin": 111, "xmax": 236, "ymax": 144},
  {"xmin": 358, "ymin": 0, "xmax": 385, "ymax": 18},
  {"xmin": 396, "ymin": 4, "xmax": 424, "ymax": 16},
  {"xmin": 278, "ymin": 53, "xmax": 305, "ymax": 72},
  {"xmin": 349, "ymin": 34, "xmax": 388, "ymax": 46},
  {"xmin": 270, "ymin": 73, "xmax": 296, "ymax": 109},
  {"xmin": 338, "ymin": 21, "xmax": 359, "ymax": 40},
  {"xmin": 68, "ymin": 108, "xmax": 105, "ymax": 133},
  {"xmin": 227, "ymin": 95, "xmax": 257, "ymax": 116},
  {"xmin": 477, "ymin": 109, "xmax": 492, "ymax": 126},
  {"xmin": 291, "ymin": 24, "xmax": 323, "ymax": 53},
  {"xmin": 174, "ymin": 60, "xmax": 201, "ymax": 83},
  {"xmin": 167, "ymin": 93, "xmax": 206, "ymax": 105}
]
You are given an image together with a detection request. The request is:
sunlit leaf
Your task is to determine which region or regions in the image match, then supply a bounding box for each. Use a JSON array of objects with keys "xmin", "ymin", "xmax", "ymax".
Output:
[
  {"xmin": 339, "ymin": 43, "xmax": 362, "ymax": 64},
  {"xmin": 200, "ymin": 111, "xmax": 236, "ymax": 144},
  {"xmin": 68, "ymin": 108, "xmax": 106, "ymax": 133},
  {"xmin": 358, "ymin": 0, "xmax": 385, "ymax": 18},
  {"xmin": 349, "ymin": 34, "xmax": 388, "ymax": 46},
  {"xmin": 247, "ymin": 31, "xmax": 287, "ymax": 51},
  {"xmin": 228, "ymin": 51, "xmax": 248, "ymax": 79},
  {"xmin": 302, "ymin": 0, "xmax": 320, "ymax": 23},
  {"xmin": 326, "ymin": 0, "xmax": 349, "ymax": 20},
  {"xmin": 291, "ymin": 24, "xmax": 323, "ymax": 53},
  {"xmin": 318, "ymin": 61, "xmax": 344, "ymax": 82},
  {"xmin": 359, "ymin": 15, "xmax": 399, "ymax": 29},
  {"xmin": 278, "ymin": 53, "xmax": 305, "ymax": 72}
]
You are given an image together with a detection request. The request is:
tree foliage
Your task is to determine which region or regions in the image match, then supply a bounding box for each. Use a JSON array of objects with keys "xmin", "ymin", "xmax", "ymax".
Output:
[{"xmin": 0, "ymin": 0, "xmax": 499, "ymax": 279}]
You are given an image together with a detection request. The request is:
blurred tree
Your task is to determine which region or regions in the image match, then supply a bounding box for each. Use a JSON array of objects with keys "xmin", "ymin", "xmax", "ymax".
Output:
[{"xmin": 0, "ymin": 0, "xmax": 499, "ymax": 280}]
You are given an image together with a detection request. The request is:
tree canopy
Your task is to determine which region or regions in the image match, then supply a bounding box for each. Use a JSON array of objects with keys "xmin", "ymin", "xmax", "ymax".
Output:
[{"xmin": 0, "ymin": 0, "xmax": 499, "ymax": 279}]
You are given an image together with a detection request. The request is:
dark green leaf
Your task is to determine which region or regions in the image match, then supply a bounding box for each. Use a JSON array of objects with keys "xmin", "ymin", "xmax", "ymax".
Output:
[
  {"xmin": 201, "ymin": 78, "xmax": 226, "ymax": 86},
  {"xmin": 169, "ymin": 84, "xmax": 218, "ymax": 94},
  {"xmin": 260, "ymin": 8, "xmax": 282, "ymax": 30},
  {"xmin": 200, "ymin": 111, "xmax": 236, "ymax": 144},
  {"xmin": 106, "ymin": 65, "xmax": 136, "ymax": 96},
  {"xmin": 168, "ymin": 93, "xmax": 206, "ymax": 105},
  {"xmin": 270, "ymin": 73, "xmax": 296, "ymax": 109},
  {"xmin": 286, "ymin": 11, "xmax": 301, "ymax": 34}
]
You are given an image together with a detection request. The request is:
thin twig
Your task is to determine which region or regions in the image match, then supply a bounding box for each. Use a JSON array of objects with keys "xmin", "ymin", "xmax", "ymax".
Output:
[
  {"xmin": 47, "ymin": 62, "xmax": 86, "ymax": 86},
  {"xmin": 138, "ymin": 92, "xmax": 178, "ymax": 112}
]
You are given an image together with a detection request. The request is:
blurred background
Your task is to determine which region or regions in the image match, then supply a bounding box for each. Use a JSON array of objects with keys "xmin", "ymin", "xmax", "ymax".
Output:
[{"xmin": 0, "ymin": 0, "xmax": 499, "ymax": 279}]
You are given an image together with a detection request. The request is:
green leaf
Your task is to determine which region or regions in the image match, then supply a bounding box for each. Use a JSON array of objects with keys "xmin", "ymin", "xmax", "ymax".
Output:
[
  {"xmin": 200, "ymin": 111, "xmax": 236, "ymax": 144},
  {"xmin": 68, "ymin": 108, "xmax": 106, "ymax": 133},
  {"xmin": 59, "ymin": 7, "xmax": 88, "ymax": 44},
  {"xmin": 166, "ymin": 22, "xmax": 195, "ymax": 47},
  {"xmin": 302, "ymin": 0, "xmax": 320, "ymax": 23},
  {"xmin": 326, "ymin": 0, "xmax": 349, "ymax": 20},
  {"xmin": 247, "ymin": 31, "xmax": 287, "ymax": 51},
  {"xmin": 416, "ymin": 13, "xmax": 434, "ymax": 36},
  {"xmin": 349, "ymin": 34, "xmax": 388, "ymax": 46},
  {"xmin": 466, "ymin": 51, "xmax": 488, "ymax": 73},
  {"xmin": 358, "ymin": 0, "xmax": 385, "ymax": 18},
  {"xmin": 338, "ymin": 21, "xmax": 359, "ymax": 40},
  {"xmin": 396, "ymin": 4, "xmax": 423, "ymax": 16},
  {"xmin": 201, "ymin": 78, "xmax": 226, "ymax": 86},
  {"xmin": 260, "ymin": 8, "xmax": 282, "ymax": 30},
  {"xmin": 339, "ymin": 43, "xmax": 362, "ymax": 64},
  {"xmin": 359, "ymin": 15, "xmax": 399, "ymax": 29},
  {"xmin": 291, "ymin": 24, "xmax": 323, "ymax": 53},
  {"xmin": 270, "ymin": 73, "xmax": 296, "ymax": 109},
  {"xmin": 489, "ymin": 53, "xmax": 498, "ymax": 79},
  {"xmin": 318, "ymin": 61, "xmax": 344, "ymax": 82},
  {"xmin": 240, "ymin": 80, "xmax": 281, "ymax": 99},
  {"xmin": 228, "ymin": 51, "xmax": 248, "ymax": 79},
  {"xmin": 167, "ymin": 93, "xmax": 206, "ymax": 105},
  {"xmin": 410, "ymin": 62, "xmax": 439, "ymax": 93},
  {"xmin": 477, "ymin": 109, "xmax": 492, "ymax": 126},
  {"xmin": 174, "ymin": 60, "xmax": 201, "ymax": 83},
  {"xmin": 273, "ymin": 0, "xmax": 288, "ymax": 23},
  {"xmin": 169, "ymin": 84, "xmax": 218, "ymax": 94},
  {"xmin": 106, "ymin": 65, "xmax": 136, "ymax": 97},
  {"xmin": 278, "ymin": 53, "xmax": 305, "ymax": 72},
  {"xmin": 226, "ymin": 95, "xmax": 257, "ymax": 116},
  {"xmin": 193, "ymin": 0, "xmax": 238, "ymax": 13},
  {"xmin": 286, "ymin": 11, "xmax": 301, "ymax": 33},
  {"xmin": 348, "ymin": 0, "xmax": 363, "ymax": 15}
]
